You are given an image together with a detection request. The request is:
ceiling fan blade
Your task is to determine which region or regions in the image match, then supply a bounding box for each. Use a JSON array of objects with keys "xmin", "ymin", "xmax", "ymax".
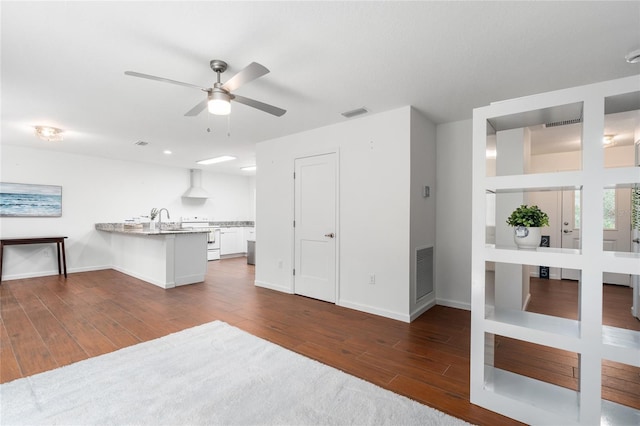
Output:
[
  {"xmin": 221, "ymin": 62, "xmax": 269, "ymax": 92},
  {"xmin": 232, "ymin": 94, "xmax": 286, "ymax": 117},
  {"xmin": 184, "ymin": 99, "xmax": 208, "ymax": 116},
  {"xmin": 124, "ymin": 71, "xmax": 207, "ymax": 91}
]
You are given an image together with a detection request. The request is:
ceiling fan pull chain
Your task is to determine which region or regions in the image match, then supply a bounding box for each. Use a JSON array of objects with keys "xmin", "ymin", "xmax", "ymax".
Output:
[{"xmin": 227, "ymin": 114, "xmax": 232, "ymax": 138}]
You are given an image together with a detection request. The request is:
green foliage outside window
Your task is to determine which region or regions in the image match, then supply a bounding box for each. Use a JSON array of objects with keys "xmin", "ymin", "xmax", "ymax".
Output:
[{"xmin": 574, "ymin": 189, "xmax": 617, "ymax": 230}]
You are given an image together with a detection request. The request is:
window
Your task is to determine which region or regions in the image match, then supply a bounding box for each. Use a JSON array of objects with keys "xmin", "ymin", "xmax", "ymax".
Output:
[
  {"xmin": 603, "ymin": 189, "xmax": 616, "ymax": 230},
  {"xmin": 574, "ymin": 189, "xmax": 616, "ymax": 230}
]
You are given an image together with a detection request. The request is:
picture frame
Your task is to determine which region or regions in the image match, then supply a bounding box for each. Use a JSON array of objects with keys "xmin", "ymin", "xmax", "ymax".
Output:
[{"xmin": 0, "ymin": 182, "xmax": 62, "ymax": 217}]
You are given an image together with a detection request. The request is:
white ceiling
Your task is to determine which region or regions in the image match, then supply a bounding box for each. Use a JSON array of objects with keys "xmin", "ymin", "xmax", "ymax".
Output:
[{"xmin": 2, "ymin": 1, "xmax": 639, "ymax": 175}]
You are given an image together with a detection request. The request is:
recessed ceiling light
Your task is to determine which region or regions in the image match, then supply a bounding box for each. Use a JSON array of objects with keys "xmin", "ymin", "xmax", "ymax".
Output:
[
  {"xmin": 163, "ymin": 150, "xmax": 172, "ymax": 155},
  {"xmin": 196, "ymin": 155, "xmax": 236, "ymax": 165},
  {"xmin": 241, "ymin": 165, "xmax": 256, "ymax": 171},
  {"xmin": 34, "ymin": 126, "xmax": 63, "ymax": 142},
  {"xmin": 625, "ymin": 48, "xmax": 640, "ymax": 64}
]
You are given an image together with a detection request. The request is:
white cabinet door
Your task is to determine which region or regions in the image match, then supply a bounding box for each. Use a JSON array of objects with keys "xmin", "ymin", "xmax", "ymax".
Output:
[
  {"xmin": 220, "ymin": 228, "xmax": 239, "ymax": 255},
  {"xmin": 220, "ymin": 227, "xmax": 248, "ymax": 254}
]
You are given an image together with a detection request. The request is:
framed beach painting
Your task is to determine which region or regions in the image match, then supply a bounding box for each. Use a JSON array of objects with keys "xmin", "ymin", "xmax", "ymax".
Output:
[{"xmin": 0, "ymin": 182, "xmax": 62, "ymax": 217}]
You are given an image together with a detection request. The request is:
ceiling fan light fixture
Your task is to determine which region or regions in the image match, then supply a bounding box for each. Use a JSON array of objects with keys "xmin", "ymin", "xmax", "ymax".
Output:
[
  {"xmin": 208, "ymin": 90, "xmax": 231, "ymax": 115},
  {"xmin": 34, "ymin": 126, "xmax": 63, "ymax": 142}
]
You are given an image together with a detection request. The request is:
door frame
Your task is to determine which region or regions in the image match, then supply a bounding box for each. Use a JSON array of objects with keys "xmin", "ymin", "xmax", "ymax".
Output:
[{"xmin": 292, "ymin": 149, "xmax": 340, "ymax": 303}]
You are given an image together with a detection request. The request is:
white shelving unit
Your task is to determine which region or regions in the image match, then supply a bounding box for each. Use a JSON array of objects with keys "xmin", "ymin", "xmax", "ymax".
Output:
[{"xmin": 471, "ymin": 76, "xmax": 640, "ymax": 425}]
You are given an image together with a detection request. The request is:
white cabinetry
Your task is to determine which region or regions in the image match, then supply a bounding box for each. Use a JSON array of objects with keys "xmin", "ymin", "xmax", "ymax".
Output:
[
  {"xmin": 106, "ymin": 231, "xmax": 208, "ymax": 288},
  {"xmin": 220, "ymin": 226, "xmax": 256, "ymax": 255},
  {"xmin": 220, "ymin": 227, "xmax": 245, "ymax": 255},
  {"xmin": 471, "ymin": 76, "xmax": 639, "ymax": 425}
]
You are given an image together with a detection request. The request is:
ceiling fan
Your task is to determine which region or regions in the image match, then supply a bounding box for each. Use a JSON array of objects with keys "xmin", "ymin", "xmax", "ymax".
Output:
[{"xmin": 124, "ymin": 59, "xmax": 286, "ymax": 117}]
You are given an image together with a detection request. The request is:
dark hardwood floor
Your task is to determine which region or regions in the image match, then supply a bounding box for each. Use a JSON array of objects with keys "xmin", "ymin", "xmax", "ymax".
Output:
[{"xmin": 1, "ymin": 260, "xmax": 638, "ymax": 424}]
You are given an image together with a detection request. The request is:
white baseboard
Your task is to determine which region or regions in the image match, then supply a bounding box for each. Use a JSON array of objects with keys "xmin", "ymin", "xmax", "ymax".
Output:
[
  {"xmin": 410, "ymin": 297, "xmax": 437, "ymax": 321},
  {"xmin": 436, "ymin": 298, "xmax": 471, "ymax": 311},
  {"xmin": 337, "ymin": 299, "xmax": 411, "ymax": 323},
  {"xmin": 111, "ymin": 266, "xmax": 172, "ymax": 289},
  {"xmin": 0, "ymin": 265, "xmax": 111, "ymax": 281},
  {"xmin": 254, "ymin": 280, "xmax": 293, "ymax": 294}
]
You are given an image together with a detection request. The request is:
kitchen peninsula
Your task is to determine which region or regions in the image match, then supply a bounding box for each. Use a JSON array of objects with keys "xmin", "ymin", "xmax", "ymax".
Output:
[{"xmin": 95, "ymin": 223, "xmax": 209, "ymax": 289}]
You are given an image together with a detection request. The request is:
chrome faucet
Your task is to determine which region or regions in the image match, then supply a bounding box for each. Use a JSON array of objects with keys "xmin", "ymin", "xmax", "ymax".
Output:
[{"xmin": 157, "ymin": 208, "xmax": 170, "ymax": 229}]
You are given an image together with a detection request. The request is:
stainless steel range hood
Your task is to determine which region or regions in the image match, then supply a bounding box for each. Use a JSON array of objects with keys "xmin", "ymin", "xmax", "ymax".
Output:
[{"xmin": 182, "ymin": 169, "xmax": 209, "ymax": 199}]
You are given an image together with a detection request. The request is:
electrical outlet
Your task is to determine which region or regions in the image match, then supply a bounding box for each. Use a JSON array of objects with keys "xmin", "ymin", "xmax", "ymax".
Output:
[
  {"xmin": 278, "ymin": 259, "xmax": 283, "ymax": 269},
  {"xmin": 369, "ymin": 274, "xmax": 375, "ymax": 285}
]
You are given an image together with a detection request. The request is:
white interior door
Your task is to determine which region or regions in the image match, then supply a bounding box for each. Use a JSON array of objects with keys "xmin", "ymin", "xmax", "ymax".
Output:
[
  {"xmin": 294, "ymin": 153, "xmax": 337, "ymax": 303},
  {"xmin": 561, "ymin": 189, "xmax": 631, "ymax": 285},
  {"xmin": 561, "ymin": 190, "xmax": 581, "ymax": 280},
  {"xmin": 603, "ymin": 188, "xmax": 631, "ymax": 285}
]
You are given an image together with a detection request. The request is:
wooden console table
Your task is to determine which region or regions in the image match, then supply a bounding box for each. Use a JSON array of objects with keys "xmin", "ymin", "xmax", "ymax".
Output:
[{"xmin": 0, "ymin": 237, "xmax": 68, "ymax": 283}]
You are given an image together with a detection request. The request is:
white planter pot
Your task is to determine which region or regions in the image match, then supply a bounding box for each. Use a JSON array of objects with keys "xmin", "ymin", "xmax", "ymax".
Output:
[{"xmin": 513, "ymin": 226, "xmax": 541, "ymax": 250}]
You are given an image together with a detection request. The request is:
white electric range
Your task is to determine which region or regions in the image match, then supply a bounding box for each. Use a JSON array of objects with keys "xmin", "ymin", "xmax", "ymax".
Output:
[{"xmin": 181, "ymin": 217, "xmax": 220, "ymax": 261}]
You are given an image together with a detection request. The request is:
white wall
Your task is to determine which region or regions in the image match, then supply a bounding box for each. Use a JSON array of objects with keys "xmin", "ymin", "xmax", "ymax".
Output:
[
  {"xmin": 435, "ymin": 119, "xmax": 472, "ymax": 310},
  {"xmin": 409, "ymin": 108, "xmax": 437, "ymax": 317},
  {"xmin": 0, "ymin": 145, "xmax": 253, "ymax": 279},
  {"xmin": 256, "ymin": 106, "xmax": 423, "ymax": 321}
]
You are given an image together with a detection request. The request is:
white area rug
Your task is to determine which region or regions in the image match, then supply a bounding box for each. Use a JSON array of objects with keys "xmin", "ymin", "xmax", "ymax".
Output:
[{"xmin": 0, "ymin": 321, "xmax": 472, "ymax": 425}]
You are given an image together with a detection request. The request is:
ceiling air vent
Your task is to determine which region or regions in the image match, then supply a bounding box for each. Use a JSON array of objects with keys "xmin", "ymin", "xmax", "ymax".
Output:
[
  {"xmin": 341, "ymin": 107, "xmax": 369, "ymax": 118},
  {"xmin": 134, "ymin": 140, "xmax": 149, "ymax": 146},
  {"xmin": 543, "ymin": 117, "xmax": 582, "ymax": 128}
]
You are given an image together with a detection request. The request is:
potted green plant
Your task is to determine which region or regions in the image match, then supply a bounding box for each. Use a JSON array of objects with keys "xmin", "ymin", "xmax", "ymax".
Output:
[{"xmin": 506, "ymin": 204, "xmax": 549, "ymax": 249}]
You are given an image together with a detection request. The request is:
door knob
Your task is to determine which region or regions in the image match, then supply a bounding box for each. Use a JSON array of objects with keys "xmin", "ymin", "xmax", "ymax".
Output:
[
  {"xmin": 563, "ymin": 229, "xmax": 572, "ymax": 234},
  {"xmin": 324, "ymin": 233, "xmax": 335, "ymax": 238},
  {"xmin": 633, "ymin": 238, "xmax": 640, "ymax": 244}
]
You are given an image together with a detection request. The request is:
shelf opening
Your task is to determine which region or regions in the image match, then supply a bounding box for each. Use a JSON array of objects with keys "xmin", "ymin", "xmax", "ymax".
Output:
[
  {"xmin": 486, "ymin": 102, "xmax": 584, "ymax": 177},
  {"xmin": 603, "ymin": 91, "xmax": 639, "ymax": 170},
  {"xmin": 601, "ymin": 359, "xmax": 640, "ymax": 413},
  {"xmin": 484, "ymin": 333, "xmax": 581, "ymax": 421}
]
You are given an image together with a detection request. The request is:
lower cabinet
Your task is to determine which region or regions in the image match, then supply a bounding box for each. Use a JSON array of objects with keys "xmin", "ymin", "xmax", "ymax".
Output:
[
  {"xmin": 220, "ymin": 228, "xmax": 242, "ymax": 255},
  {"xmin": 220, "ymin": 227, "xmax": 256, "ymax": 255}
]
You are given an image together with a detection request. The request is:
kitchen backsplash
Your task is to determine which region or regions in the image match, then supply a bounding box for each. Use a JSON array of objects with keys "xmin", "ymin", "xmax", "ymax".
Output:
[{"xmin": 210, "ymin": 221, "xmax": 255, "ymax": 227}]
